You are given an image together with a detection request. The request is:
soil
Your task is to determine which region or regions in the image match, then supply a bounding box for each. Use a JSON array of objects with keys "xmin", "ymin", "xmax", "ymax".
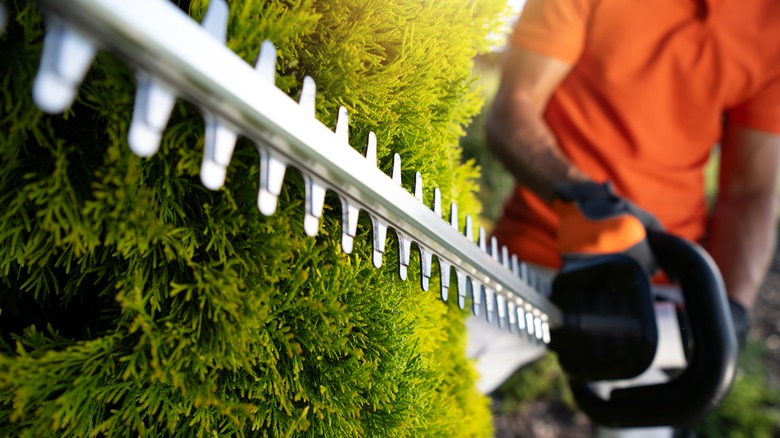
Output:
[
  {"xmin": 493, "ymin": 241, "xmax": 780, "ymax": 438},
  {"xmin": 494, "ymin": 398, "xmax": 592, "ymax": 438}
]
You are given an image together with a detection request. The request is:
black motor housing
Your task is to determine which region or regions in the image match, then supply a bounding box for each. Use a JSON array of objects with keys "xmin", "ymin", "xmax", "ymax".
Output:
[
  {"xmin": 549, "ymin": 231, "xmax": 738, "ymax": 428},
  {"xmin": 550, "ymin": 254, "xmax": 657, "ymax": 382}
]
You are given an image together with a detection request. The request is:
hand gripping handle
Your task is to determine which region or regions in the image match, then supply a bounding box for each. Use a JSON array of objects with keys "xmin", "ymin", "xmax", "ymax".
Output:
[{"xmin": 570, "ymin": 231, "xmax": 738, "ymax": 427}]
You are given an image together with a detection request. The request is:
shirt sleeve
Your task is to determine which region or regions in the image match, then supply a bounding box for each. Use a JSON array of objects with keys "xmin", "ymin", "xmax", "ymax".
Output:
[
  {"xmin": 509, "ymin": 0, "xmax": 592, "ymax": 64},
  {"xmin": 728, "ymin": 72, "xmax": 780, "ymax": 134}
]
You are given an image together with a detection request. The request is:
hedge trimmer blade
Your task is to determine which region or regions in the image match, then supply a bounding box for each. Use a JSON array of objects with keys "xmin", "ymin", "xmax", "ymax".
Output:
[{"xmin": 28, "ymin": 0, "xmax": 561, "ymax": 343}]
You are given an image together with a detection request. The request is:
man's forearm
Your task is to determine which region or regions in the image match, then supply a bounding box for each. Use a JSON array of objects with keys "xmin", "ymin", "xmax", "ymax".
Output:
[
  {"xmin": 485, "ymin": 48, "xmax": 588, "ymax": 201},
  {"xmin": 485, "ymin": 97, "xmax": 589, "ymax": 201},
  {"xmin": 707, "ymin": 192, "xmax": 778, "ymax": 309},
  {"xmin": 710, "ymin": 124, "xmax": 780, "ymax": 309}
]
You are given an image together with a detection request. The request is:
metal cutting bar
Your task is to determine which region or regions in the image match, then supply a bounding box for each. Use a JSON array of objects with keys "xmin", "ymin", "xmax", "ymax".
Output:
[{"xmin": 31, "ymin": 0, "xmax": 563, "ymax": 330}]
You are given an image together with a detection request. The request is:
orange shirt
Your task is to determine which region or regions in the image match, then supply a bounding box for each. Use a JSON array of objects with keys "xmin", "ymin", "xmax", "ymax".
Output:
[{"xmin": 493, "ymin": 0, "xmax": 780, "ymax": 268}]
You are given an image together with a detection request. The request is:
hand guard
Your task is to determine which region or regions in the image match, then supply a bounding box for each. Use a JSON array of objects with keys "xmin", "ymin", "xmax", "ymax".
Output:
[
  {"xmin": 728, "ymin": 298, "xmax": 750, "ymax": 351},
  {"xmin": 552, "ymin": 181, "xmax": 663, "ymax": 273}
]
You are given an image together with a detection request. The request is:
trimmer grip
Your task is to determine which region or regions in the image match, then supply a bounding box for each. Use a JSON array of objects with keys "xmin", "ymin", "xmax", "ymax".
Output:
[{"xmin": 570, "ymin": 231, "xmax": 738, "ymax": 427}]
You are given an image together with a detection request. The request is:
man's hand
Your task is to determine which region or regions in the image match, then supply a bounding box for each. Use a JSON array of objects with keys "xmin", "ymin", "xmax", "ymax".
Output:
[
  {"xmin": 728, "ymin": 298, "xmax": 750, "ymax": 350},
  {"xmin": 549, "ymin": 181, "xmax": 663, "ymax": 382},
  {"xmin": 553, "ymin": 181, "xmax": 663, "ymax": 273}
]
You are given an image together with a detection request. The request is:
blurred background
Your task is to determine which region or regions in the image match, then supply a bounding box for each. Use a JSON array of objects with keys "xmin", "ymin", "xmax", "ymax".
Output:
[{"xmin": 460, "ymin": 5, "xmax": 780, "ymax": 436}]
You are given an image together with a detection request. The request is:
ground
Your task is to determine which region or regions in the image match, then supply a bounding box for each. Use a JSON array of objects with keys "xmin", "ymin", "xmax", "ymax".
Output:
[{"xmin": 493, "ymin": 240, "xmax": 780, "ymax": 438}]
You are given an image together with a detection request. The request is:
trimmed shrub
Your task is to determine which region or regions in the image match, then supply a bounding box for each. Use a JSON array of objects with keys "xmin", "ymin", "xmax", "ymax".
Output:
[{"xmin": 0, "ymin": 0, "xmax": 507, "ymax": 436}]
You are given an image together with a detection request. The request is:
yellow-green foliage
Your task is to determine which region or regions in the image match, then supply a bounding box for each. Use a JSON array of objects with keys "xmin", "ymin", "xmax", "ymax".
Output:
[
  {"xmin": 0, "ymin": 0, "xmax": 508, "ymax": 436},
  {"xmin": 694, "ymin": 341, "xmax": 780, "ymax": 438}
]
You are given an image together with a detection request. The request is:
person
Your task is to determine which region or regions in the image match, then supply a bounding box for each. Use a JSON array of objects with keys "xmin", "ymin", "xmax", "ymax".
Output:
[{"xmin": 486, "ymin": 0, "xmax": 780, "ymax": 348}]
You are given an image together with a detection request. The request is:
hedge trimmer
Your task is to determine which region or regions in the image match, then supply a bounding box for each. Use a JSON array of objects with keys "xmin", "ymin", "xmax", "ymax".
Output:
[{"xmin": 11, "ymin": 0, "xmax": 738, "ymax": 428}]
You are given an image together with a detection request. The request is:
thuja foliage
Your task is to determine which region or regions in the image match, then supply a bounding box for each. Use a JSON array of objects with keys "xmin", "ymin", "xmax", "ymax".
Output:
[{"xmin": 0, "ymin": 0, "xmax": 509, "ymax": 436}]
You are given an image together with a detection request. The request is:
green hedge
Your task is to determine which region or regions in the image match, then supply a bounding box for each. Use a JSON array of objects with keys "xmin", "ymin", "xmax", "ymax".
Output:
[{"xmin": 0, "ymin": 0, "xmax": 507, "ymax": 435}]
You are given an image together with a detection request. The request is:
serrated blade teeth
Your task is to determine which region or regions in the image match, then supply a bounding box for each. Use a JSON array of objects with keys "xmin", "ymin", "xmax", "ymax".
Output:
[
  {"xmin": 363, "ymin": 132, "xmax": 378, "ymax": 167},
  {"xmin": 33, "ymin": 17, "xmax": 97, "ymax": 114},
  {"xmin": 336, "ymin": 106, "xmax": 349, "ymax": 143},
  {"xmin": 534, "ymin": 315, "xmax": 543, "ymax": 341},
  {"xmin": 507, "ymin": 301, "xmax": 517, "ymax": 333},
  {"xmin": 299, "ymin": 76, "xmax": 316, "ymax": 116},
  {"xmin": 516, "ymin": 303, "xmax": 526, "ymax": 331},
  {"xmin": 199, "ymin": 0, "xmax": 233, "ymax": 188},
  {"xmin": 439, "ymin": 260, "xmax": 450, "ymax": 301},
  {"xmin": 255, "ymin": 40, "xmax": 276, "ymax": 83},
  {"xmin": 131, "ymin": 0, "xmax": 225, "ymax": 159},
  {"xmin": 464, "ymin": 215, "xmax": 473, "ymax": 241},
  {"xmin": 432, "ymin": 188, "xmax": 442, "ymax": 217},
  {"xmin": 496, "ymin": 294, "xmax": 507, "ymax": 328},
  {"xmin": 202, "ymin": 0, "xmax": 229, "ymax": 41},
  {"xmin": 414, "ymin": 173, "xmax": 423, "ymax": 202},
  {"xmin": 528, "ymin": 268, "xmax": 537, "ymax": 290},
  {"xmin": 449, "ymin": 202, "xmax": 458, "ymax": 230},
  {"xmin": 370, "ymin": 215, "xmax": 388, "ymax": 268},
  {"xmin": 485, "ymin": 288, "xmax": 496, "ymax": 323},
  {"xmin": 470, "ymin": 279, "xmax": 482, "ymax": 316},
  {"xmin": 397, "ymin": 232, "xmax": 412, "ymax": 281},
  {"xmin": 525, "ymin": 308, "xmax": 535, "ymax": 337},
  {"xmin": 542, "ymin": 319, "xmax": 551, "ymax": 344},
  {"xmin": 520, "ymin": 261, "xmax": 529, "ymax": 284},
  {"xmin": 128, "ymin": 73, "xmax": 176, "ymax": 157},
  {"xmin": 303, "ymin": 175, "xmax": 326, "ymax": 236},
  {"xmin": 456, "ymin": 269, "xmax": 467, "ymax": 310},
  {"xmin": 201, "ymin": 116, "xmax": 238, "ymax": 190},
  {"xmin": 420, "ymin": 247, "xmax": 433, "ymax": 291},
  {"xmin": 340, "ymin": 198, "xmax": 359, "ymax": 254},
  {"xmin": 257, "ymin": 147, "xmax": 287, "ymax": 216},
  {"xmin": 392, "ymin": 154, "xmax": 402, "ymax": 185}
]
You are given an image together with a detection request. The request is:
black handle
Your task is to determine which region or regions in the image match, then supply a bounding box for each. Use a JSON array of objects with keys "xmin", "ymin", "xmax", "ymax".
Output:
[{"xmin": 570, "ymin": 231, "xmax": 738, "ymax": 427}]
